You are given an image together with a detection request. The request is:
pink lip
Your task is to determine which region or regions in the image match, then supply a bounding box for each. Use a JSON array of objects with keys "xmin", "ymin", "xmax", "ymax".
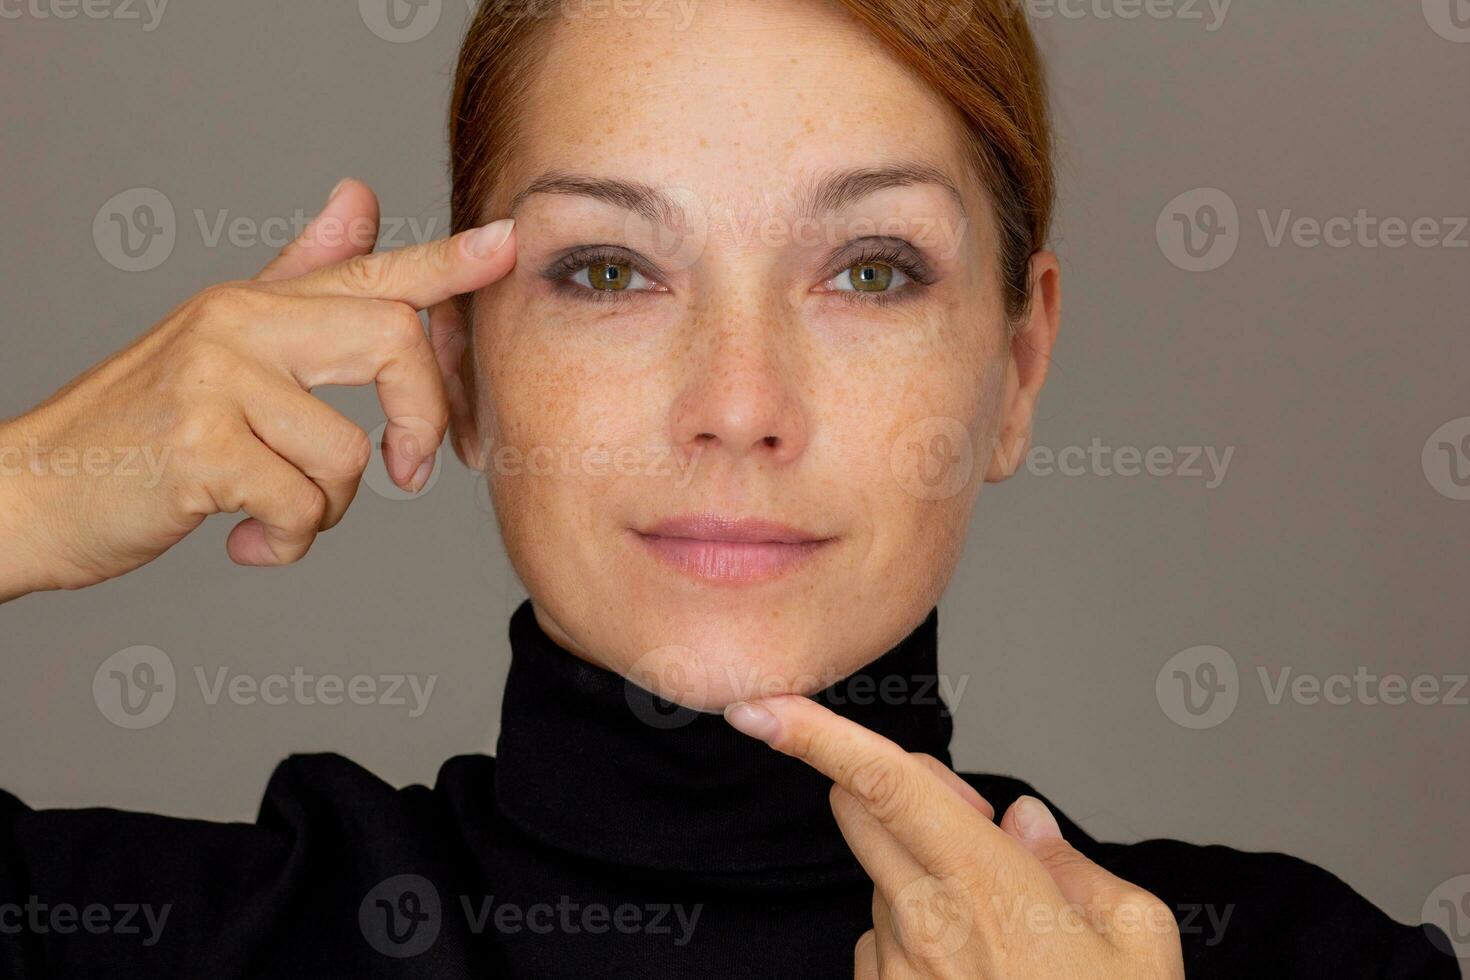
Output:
[{"xmin": 632, "ymin": 514, "xmax": 834, "ymax": 584}]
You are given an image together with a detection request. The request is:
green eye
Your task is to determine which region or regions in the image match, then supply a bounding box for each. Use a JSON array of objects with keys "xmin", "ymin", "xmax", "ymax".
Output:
[
  {"xmin": 848, "ymin": 261, "xmax": 894, "ymax": 292},
  {"xmin": 829, "ymin": 259, "xmax": 914, "ymax": 295}
]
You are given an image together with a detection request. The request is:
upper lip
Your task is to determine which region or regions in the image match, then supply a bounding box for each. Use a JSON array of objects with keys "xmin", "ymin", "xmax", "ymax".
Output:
[{"xmin": 637, "ymin": 514, "xmax": 830, "ymax": 544}]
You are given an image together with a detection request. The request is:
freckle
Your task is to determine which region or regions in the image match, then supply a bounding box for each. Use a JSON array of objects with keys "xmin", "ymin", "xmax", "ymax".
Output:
[{"xmin": 698, "ymin": 137, "xmax": 709, "ymax": 149}]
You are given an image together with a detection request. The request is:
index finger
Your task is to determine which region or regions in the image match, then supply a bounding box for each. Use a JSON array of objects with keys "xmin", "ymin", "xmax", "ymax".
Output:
[
  {"xmin": 271, "ymin": 219, "xmax": 516, "ymax": 309},
  {"xmin": 724, "ymin": 694, "xmax": 992, "ymax": 874}
]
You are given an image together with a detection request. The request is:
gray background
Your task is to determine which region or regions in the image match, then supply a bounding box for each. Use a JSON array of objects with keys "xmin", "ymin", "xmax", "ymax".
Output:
[{"xmin": 2, "ymin": 0, "xmax": 1466, "ymax": 945}]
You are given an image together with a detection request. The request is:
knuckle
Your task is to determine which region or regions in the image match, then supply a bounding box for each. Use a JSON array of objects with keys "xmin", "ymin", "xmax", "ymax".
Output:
[
  {"xmin": 847, "ymin": 756, "xmax": 907, "ymax": 821},
  {"xmin": 428, "ymin": 237, "xmax": 459, "ymax": 279},
  {"xmin": 337, "ymin": 425, "xmax": 374, "ymax": 475},
  {"xmin": 166, "ymin": 483, "xmax": 214, "ymax": 527},
  {"xmin": 381, "ymin": 303, "xmax": 427, "ymax": 353},
  {"xmin": 780, "ymin": 724, "xmax": 817, "ymax": 762},
  {"xmin": 1096, "ymin": 883, "xmax": 1180, "ymax": 953},
  {"xmin": 173, "ymin": 405, "xmax": 236, "ymax": 457},
  {"xmin": 1119, "ymin": 887, "xmax": 1177, "ymax": 932},
  {"xmin": 1121, "ymin": 888, "xmax": 1170, "ymax": 919},
  {"xmin": 173, "ymin": 339, "xmax": 238, "ymax": 385},
  {"xmin": 192, "ymin": 282, "xmax": 263, "ymax": 325},
  {"xmin": 890, "ymin": 874, "xmax": 975, "ymax": 961},
  {"xmin": 283, "ymin": 481, "xmax": 327, "ymax": 534},
  {"xmin": 339, "ymin": 253, "xmax": 393, "ymax": 295}
]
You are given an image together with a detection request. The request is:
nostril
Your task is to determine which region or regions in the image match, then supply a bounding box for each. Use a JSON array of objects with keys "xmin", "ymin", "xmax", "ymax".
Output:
[{"xmin": 762, "ymin": 436, "xmax": 779, "ymax": 448}]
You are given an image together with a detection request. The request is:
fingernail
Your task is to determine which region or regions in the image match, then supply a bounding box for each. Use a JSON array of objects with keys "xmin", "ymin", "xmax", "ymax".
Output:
[
  {"xmin": 326, "ymin": 178, "xmax": 352, "ymax": 206},
  {"xmin": 389, "ymin": 434, "xmax": 421, "ymax": 483},
  {"xmin": 1014, "ymin": 796, "xmax": 1062, "ymax": 841},
  {"xmin": 464, "ymin": 218, "xmax": 515, "ymax": 259},
  {"xmin": 411, "ymin": 457, "xmax": 434, "ymax": 493},
  {"xmin": 723, "ymin": 701, "xmax": 780, "ymax": 743}
]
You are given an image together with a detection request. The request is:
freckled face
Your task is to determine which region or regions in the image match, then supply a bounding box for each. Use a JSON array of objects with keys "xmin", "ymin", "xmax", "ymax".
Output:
[{"xmin": 468, "ymin": 0, "xmax": 1013, "ymax": 708}]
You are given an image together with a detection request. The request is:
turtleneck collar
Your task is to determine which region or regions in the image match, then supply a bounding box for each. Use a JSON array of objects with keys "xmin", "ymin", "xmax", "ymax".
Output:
[{"xmin": 492, "ymin": 600, "xmax": 953, "ymax": 880}]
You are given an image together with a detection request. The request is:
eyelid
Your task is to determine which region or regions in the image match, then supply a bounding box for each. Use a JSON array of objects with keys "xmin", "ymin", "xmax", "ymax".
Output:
[
  {"xmin": 540, "ymin": 244, "xmax": 669, "ymax": 293},
  {"xmin": 539, "ymin": 237, "xmax": 937, "ymax": 304},
  {"xmin": 814, "ymin": 237, "xmax": 937, "ymax": 294}
]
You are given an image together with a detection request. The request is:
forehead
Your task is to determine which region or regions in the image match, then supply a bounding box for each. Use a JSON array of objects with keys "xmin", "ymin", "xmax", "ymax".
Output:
[{"xmin": 495, "ymin": 0, "xmax": 980, "ymax": 219}]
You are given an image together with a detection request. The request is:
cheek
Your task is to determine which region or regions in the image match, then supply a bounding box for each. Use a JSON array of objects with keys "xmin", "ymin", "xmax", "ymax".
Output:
[
  {"xmin": 821, "ymin": 300, "xmax": 1006, "ymax": 592},
  {"xmin": 472, "ymin": 291, "xmax": 666, "ymax": 553}
]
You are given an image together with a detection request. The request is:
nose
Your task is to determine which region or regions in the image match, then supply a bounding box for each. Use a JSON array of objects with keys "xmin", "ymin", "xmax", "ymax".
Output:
[{"xmin": 668, "ymin": 302, "xmax": 809, "ymax": 468}]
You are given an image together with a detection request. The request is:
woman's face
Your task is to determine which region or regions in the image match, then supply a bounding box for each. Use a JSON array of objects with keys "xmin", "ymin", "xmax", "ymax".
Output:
[{"xmin": 458, "ymin": 0, "xmax": 1057, "ymax": 709}]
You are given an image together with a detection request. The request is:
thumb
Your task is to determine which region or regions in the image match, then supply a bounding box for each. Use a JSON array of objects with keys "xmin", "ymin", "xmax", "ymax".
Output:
[
  {"xmin": 428, "ymin": 299, "xmax": 480, "ymax": 470},
  {"xmin": 255, "ymin": 178, "xmax": 381, "ymax": 282},
  {"xmin": 1001, "ymin": 796, "xmax": 1172, "ymax": 940},
  {"xmin": 1001, "ymin": 796, "xmax": 1116, "ymax": 910}
]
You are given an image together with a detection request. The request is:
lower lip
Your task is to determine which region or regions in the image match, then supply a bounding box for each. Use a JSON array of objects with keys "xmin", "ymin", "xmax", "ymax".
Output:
[{"xmin": 633, "ymin": 533, "xmax": 831, "ymax": 584}]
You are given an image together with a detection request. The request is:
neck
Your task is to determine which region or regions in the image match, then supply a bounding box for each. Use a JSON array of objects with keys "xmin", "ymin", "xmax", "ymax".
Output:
[{"xmin": 493, "ymin": 599, "xmax": 952, "ymax": 880}]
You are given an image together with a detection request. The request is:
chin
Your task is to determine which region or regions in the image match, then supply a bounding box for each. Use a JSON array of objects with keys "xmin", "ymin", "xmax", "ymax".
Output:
[
  {"xmin": 514, "ymin": 522, "xmax": 955, "ymax": 711},
  {"xmin": 608, "ymin": 600, "xmax": 892, "ymax": 712}
]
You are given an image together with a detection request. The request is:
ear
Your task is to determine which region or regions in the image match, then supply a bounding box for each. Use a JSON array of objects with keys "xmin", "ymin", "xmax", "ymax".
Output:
[
  {"xmin": 985, "ymin": 250, "xmax": 1061, "ymax": 483},
  {"xmin": 428, "ymin": 299, "xmax": 486, "ymax": 470}
]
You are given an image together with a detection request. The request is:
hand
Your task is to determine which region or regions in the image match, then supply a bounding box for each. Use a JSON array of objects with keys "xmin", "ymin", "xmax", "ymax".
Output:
[
  {"xmin": 0, "ymin": 180, "xmax": 515, "ymax": 601},
  {"xmin": 724, "ymin": 696, "xmax": 1185, "ymax": 979}
]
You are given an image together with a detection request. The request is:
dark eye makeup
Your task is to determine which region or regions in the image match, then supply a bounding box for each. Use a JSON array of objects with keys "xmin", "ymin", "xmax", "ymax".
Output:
[
  {"xmin": 537, "ymin": 236, "xmax": 940, "ymax": 305},
  {"xmin": 818, "ymin": 237, "xmax": 937, "ymax": 307}
]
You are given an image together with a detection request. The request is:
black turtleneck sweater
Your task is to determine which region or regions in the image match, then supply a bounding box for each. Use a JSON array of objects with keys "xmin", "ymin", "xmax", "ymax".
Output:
[{"xmin": 0, "ymin": 601, "xmax": 1456, "ymax": 978}]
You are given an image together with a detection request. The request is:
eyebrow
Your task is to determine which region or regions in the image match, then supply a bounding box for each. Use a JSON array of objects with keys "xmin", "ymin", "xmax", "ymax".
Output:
[
  {"xmin": 507, "ymin": 161, "xmax": 965, "ymax": 227},
  {"xmin": 509, "ymin": 170, "xmax": 687, "ymax": 227},
  {"xmin": 797, "ymin": 162, "xmax": 966, "ymax": 220}
]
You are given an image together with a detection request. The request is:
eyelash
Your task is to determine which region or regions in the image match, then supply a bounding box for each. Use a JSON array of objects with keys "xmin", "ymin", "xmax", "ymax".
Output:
[
  {"xmin": 541, "ymin": 241, "xmax": 937, "ymax": 305},
  {"xmin": 541, "ymin": 246, "xmax": 664, "ymax": 304},
  {"xmin": 820, "ymin": 243, "xmax": 935, "ymax": 307}
]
